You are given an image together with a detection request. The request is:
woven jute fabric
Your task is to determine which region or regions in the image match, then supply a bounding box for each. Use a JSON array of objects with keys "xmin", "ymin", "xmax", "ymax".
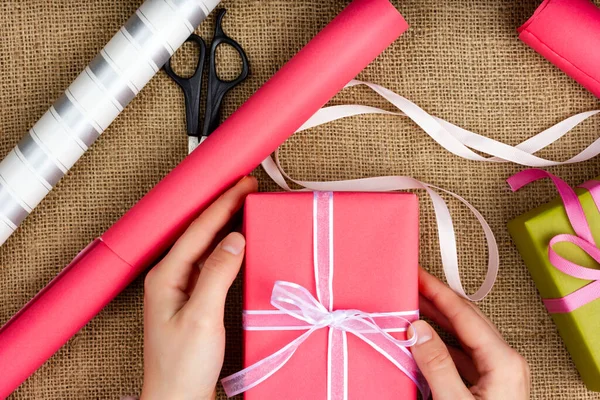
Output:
[{"xmin": 1, "ymin": 0, "xmax": 600, "ymax": 398}]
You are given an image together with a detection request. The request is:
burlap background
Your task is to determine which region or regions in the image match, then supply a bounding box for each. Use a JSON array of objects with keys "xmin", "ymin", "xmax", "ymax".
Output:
[{"xmin": 1, "ymin": 0, "xmax": 600, "ymax": 398}]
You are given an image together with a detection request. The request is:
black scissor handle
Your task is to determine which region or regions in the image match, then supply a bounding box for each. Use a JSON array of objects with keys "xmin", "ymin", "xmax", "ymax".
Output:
[
  {"xmin": 202, "ymin": 9, "xmax": 250, "ymax": 137},
  {"xmin": 163, "ymin": 34, "xmax": 207, "ymax": 137}
]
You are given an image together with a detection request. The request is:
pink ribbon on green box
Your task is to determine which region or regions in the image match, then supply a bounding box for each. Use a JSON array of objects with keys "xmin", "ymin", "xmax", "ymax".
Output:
[{"xmin": 509, "ymin": 169, "xmax": 600, "ymax": 314}]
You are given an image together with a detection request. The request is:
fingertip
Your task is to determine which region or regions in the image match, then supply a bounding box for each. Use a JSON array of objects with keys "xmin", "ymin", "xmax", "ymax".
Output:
[
  {"xmin": 412, "ymin": 320, "xmax": 434, "ymax": 346},
  {"xmin": 203, "ymin": 232, "xmax": 246, "ymax": 281},
  {"xmin": 418, "ymin": 267, "xmax": 437, "ymax": 285},
  {"xmin": 221, "ymin": 232, "xmax": 246, "ymax": 256},
  {"xmin": 418, "ymin": 267, "xmax": 432, "ymax": 288},
  {"xmin": 183, "ymin": 232, "xmax": 245, "ymax": 321},
  {"xmin": 219, "ymin": 176, "xmax": 257, "ymax": 211},
  {"xmin": 238, "ymin": 175, "xmax": 259, "ymax": 192},
  {"xmin": 418, "ymin": 266, "xmax": 455, "ymax": 301}
]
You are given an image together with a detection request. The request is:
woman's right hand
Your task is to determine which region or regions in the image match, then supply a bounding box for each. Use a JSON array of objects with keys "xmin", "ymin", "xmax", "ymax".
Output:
[{"xmin": 411, "ymin": 268, "xmax": 530, "ymax": 399}]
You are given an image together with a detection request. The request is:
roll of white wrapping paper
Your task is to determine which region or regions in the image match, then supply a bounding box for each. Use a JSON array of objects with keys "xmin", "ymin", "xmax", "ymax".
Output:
[{"xmin": 0, "ymin": 0, "xmax": 220, "ymax": 245}]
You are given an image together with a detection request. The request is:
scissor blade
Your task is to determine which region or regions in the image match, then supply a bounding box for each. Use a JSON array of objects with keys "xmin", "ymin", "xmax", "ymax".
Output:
[
  {"xmin": 188, "ymin": 136, "xmax": 200, "ymax": 154},
  {"xmin": 188, "ymin": 136, "xmax": 209, "ymax": 154}
]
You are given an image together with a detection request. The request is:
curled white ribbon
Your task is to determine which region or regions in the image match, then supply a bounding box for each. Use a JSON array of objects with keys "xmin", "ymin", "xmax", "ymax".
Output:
[
  {"xmin": 260, "ymin": 77, "xmax": 599, "ymax": 300},
  {"xmin": 261, "ymin": 152, "xmax": 499, "ymax": 302},
  {"xmin": 298, "ymin": 80, "xmax": 600, "ymax": 167}
]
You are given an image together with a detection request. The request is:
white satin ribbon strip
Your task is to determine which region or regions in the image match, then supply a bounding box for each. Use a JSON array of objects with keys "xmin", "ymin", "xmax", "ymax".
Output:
[
  {"xmin": 261, "ymin": 154, "xmax": 499, "ymax": 302},
  {"xmin": 243, "ymin": 310, "xmax": 419, "ymax": 332},
  {"xmin": 295, "ymin": 80, "xmax": 600, "ymax": 167}
]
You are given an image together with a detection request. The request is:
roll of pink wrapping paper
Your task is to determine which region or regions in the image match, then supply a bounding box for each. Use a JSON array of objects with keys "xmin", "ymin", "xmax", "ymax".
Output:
[
  {"xmin": 519, "ymin": 0, "xmax": 600, "ymax": 98},
  {"xmin": 0, "ymin": 0, "xmax": 408, "ymax": 396}
]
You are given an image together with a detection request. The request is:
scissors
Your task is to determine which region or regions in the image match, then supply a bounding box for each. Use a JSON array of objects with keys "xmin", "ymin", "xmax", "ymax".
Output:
[{"xmin": 164, "ymin": 9, "xmax": 249, "ymax": 153}]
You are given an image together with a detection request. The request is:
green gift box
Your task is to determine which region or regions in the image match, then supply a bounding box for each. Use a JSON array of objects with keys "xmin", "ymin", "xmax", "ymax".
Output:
[{"xmin": 508, "ymin": 176, "xmax": 600, "ymax": 392}]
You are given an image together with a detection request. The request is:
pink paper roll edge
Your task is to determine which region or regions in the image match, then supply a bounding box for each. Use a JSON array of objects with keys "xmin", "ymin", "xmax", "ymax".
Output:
[
  {"xmin": 0, "ymin": 0, "xmax": 408, "ymax": 397},
  {"xmin": 517, "ymin": 0, "xmax": 552, "ymax": 33},
  {"xmin": 518, "ymin": 0, "xmax": 600, "ymax": 98}
]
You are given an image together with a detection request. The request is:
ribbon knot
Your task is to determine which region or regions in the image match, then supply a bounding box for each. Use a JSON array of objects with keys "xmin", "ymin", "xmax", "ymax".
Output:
[
  {"xmin": 270, "ymin": 281, "xmax": 418, "ymax": 339},
  {"xmin": 271, "ymin": 280, "xmax": 366, "ymax": 330},
  {"xmin": 326, "ymin": 309, "xmax": 355, "ymax": 329}
]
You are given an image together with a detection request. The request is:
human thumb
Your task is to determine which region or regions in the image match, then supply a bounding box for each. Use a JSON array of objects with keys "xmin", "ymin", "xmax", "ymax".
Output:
[{"xmin": 411, "ymin": 320, "xmax": 473, "ymax": 400}]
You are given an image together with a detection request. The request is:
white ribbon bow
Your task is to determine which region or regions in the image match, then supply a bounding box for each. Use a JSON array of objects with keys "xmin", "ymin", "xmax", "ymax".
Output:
[{"xmin": 222, "ymin": 282, "xmax": 429, "ymax": 399}]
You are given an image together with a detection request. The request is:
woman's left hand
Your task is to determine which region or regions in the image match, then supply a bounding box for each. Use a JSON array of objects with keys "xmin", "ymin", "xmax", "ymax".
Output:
[{"xmin": 141, "ymin": 176, "xmax": 257, "ymax": 400}]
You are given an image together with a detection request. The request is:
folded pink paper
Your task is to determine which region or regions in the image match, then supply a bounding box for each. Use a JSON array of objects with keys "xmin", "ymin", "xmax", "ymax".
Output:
[
  {"xmin": 0, "ymin": 0, "xmax": 408, "ymax": 397},
  {"xmin": 519, "ymin": 0, "xmax": 600, "ymax": 98}
]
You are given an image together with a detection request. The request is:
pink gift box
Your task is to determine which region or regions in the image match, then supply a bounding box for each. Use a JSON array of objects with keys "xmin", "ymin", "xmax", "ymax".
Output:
[{"xmin": 242, "ymin": 192, "xmax": 420, "ymax": 399}]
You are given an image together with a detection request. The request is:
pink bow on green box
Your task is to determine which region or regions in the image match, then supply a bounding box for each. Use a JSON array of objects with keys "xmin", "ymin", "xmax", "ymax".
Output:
[{"xmin": 508, "ymin": 169, "xmax": 600, "ymax": 392}]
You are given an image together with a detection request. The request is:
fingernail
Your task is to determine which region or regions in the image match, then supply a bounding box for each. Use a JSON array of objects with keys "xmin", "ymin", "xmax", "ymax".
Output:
[
  {"xmin": 221, "ymin": 233, "xmax": 246, "ymax": 255},
  {"xmin": 413, "ymin": 321, "xmax": 433, "ymax": 345}
]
